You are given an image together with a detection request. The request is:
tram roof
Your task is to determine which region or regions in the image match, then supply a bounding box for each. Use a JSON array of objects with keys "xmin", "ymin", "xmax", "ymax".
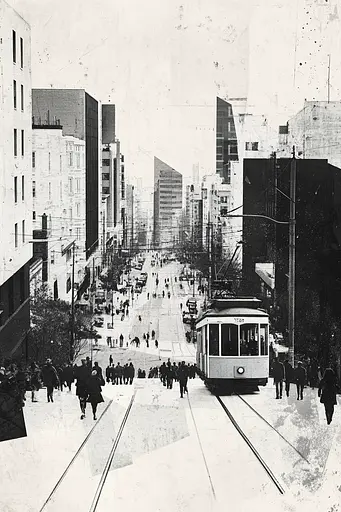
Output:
[{"xmin": 197, "ymin": 307, "xmax": 269, "ymax": 321}]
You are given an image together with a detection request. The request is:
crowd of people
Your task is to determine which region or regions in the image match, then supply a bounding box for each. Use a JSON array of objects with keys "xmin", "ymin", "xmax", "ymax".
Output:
[
  {"xmin": 272, "ymin": 358, "xmax": 339, "ymax": 424},
  {"xmin": 147, "ymin": 360, "xmax": 197, "ymax": 397}
]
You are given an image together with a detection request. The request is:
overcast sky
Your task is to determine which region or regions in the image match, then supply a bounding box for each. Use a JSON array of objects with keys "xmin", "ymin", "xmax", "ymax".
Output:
[{"xmin": 9, "ymin": 0, "xmax": 341, "ymax": 190}]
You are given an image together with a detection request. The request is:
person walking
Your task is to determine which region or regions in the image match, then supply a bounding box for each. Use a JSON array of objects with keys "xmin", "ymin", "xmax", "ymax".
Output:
[
  {"xmin": 178, "ymin": 361, "xmax": 189, "ymax": 398},
  {"xmin": 128, "ymin": 362, "xmax": 135, "ymax": 384},
  {"xmin": 151, "ymin": 330, "xmax": 155, "ymax": 339},
  {"xmin": 166, "ymin": 364, "xmax": 174, "ymax": 389},
  {"xmin": 41, "ymin": 359, "xmax": 59, "ymax": 403},
  {"xmin": 29, "ymin": 362, "xmax": 41, "ymax": 402},
  {"xmin": 318, "ymin": 368, "xmax": 338, "ymax": 425},
  {"xmin": 87, "ymin": 370, "xmax": 104, "ymax": 421},
  {"xmin": 93, "ymin": 362, "xmax": 105, "ymax": 385},
  {"xmin": 75, "ymin": 359, "xmax": 91, "ymax": 420},
  {"xmin": 64, "ymin": 363, "xmax": 74, "ymax": 392},
  {"xmin": 116, "ymin": 363, "xmax": 123, "ymax": 385},
  {"xmin": 295, "ymin": 361, "xmax": 306, "ymax": 400},
  {"xmin": 284, "ymin": 359, "xmax": 293, "ymax": 397},
  {"xmin": 123, "ymin": 364, "xmax": 129, "ymax": 384},
  {"xmin": 109, "ymin": 354, "xmax": 113, "ymax": 366},
  {"xmin": 155, "ymin": 339, "xmax": 158, "ymax": 349},
  {"xmin": 159, "ymin": 363, "xmax": 167, "ymax": 386},
  {"xmin": 272, "ymin": 358, "xmax": 285, "ymax": 399}
]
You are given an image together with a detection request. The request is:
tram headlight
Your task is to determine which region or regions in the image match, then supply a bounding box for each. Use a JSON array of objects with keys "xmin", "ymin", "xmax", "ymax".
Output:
[{"xmin": 237, "ymin": 366, "xmax": 245, "ymax": 375}]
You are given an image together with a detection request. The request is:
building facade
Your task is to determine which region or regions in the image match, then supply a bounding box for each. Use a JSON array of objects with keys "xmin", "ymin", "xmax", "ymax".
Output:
[
  {"xmin": 0, "ymin": 1, "xmax": 32, "ymax": 358},
  {"xmin": 153, "ymin": 157, "xmax": 183, "ymax": 249},
  {"xmin": 32, "ymin": 89, "xmax": 101, "ymax": 288}
]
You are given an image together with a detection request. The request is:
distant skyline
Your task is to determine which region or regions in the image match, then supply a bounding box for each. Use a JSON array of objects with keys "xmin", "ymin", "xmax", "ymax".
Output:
[{"xmin": 9, "ymin": 0, "xmax": 341, "ymax": 192}]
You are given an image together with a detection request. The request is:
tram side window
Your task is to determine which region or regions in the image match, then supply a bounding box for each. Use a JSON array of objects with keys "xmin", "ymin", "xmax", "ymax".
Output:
[
  {"xmin": 197, "ymin": 328, "xmax": 202, "ymax": 352},
  {"xmin": 240, "ymin": 324, "xmax": 259, "ymax": 356},
  {"xmin": 260, "ymin": 324, "xmax": 268, "ymax": 355},
  {"xmin": 221, "ymin": 324, "xmax": 238, "ymax": 356},
  {"xmin": 209, "ymin": 324, "xmax": 219, "ymax": 356},
  {"xmin": 204, "ymin": 324, "xmax": 208, "ymax": 354}
]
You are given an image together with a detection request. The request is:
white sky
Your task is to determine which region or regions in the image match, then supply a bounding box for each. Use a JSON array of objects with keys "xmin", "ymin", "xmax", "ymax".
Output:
[{"xmin": 9, "ymin": 0, "xmax": 341, "ymax": 192}]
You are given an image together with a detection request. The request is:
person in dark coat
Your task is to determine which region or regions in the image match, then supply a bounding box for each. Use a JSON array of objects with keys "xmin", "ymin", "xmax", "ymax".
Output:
[
  {"xmin": 318, "ymin": 368, "xmax": 338, "ymax": 424},
  {"xmin": 123, "ymin": 364, "xmax": 129, "ymax": 384},
  {"xmin": 110, "ymin": 364, "xmax": 116, "ymax": 384},
  {"xmin": 41, "ymin": 359, "xmax": 59, "ymax": 403},
  {"xmin": 295, "ymin": 361, "xmax": 306, "ymax": 400},
  {"xmin": 178, "ymin": 361, "xmax": 189, "ymax": 398},
  {"xmin": 284, "ymin": 360, "xmax": 294, "ymax": 397},
  {"xmin": 109, "ymin": 354, "xmax": 113, "ymax": 366},
  {"xmin": 159, "ymin": 363, "xmax": 167, "ymax": 386},
  {"xmin": 105, "ymin": 364, "xmax": 111, "ymax": 384},
  {"xmin": 115, "ymin": 363, "xmax": 123, "ymax": 384},
  {"xmin": 87, "ymin": 370, "xmax": 104, "ymax": 420},
  {"xmin": 29, "ymin": 362, "xmax": 41, "ymax": 402},
  {"xmin": 173, "ymin": 362, "xmax": 178, "ymax": 382},
  {"xmin": 93, "ymin": 362, "xmax": 105, "ymax": 386},
  {"xmin": 272, "ymin": 358, "xmax": 285, "ymax": 399},
  {"xmin": 75, "ymin": 359, "xmax": 91, "ymax": 419},
  {"xmin": 166, "ymin": 364, "xmax": 174, "ymax": 389},
  {"xmin": 128, "ymin": 362, "xmax": 135, "ymax": 384},
  {"xmin": 85, "ymin": 357, "xmax": 92, "ymax": 370},
  {"xmin": 63, "ymin": 363, "xmax": 74, "ymax": 392}
]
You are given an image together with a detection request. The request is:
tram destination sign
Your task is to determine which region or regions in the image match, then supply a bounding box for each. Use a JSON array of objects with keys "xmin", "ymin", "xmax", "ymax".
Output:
[{"xmin": 234, "ymin": 318, "xmax": 245, "ymax": 323}]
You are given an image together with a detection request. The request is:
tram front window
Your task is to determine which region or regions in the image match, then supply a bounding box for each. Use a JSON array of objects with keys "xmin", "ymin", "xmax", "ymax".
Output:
[
  {"xmin": 240, "ymin": 324, "xmax": 259, "ymax": 356},
  {"xmin": 209, "ymin": 324, "xmax": 219, "ymax": 355},
  {"xmin": 221, "ymin": 324, "xmax": 238, "ymax": 356}
]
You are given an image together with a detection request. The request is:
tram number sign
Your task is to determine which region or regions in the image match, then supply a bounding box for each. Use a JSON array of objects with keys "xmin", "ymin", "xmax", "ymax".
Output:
[{"xmin": 234, "ymin": 318, "xmax": 245, "ymax": 324}]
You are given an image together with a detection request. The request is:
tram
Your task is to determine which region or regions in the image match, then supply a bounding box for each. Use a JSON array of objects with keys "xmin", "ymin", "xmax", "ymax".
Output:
[{"xmin": 196, "ymin": 297, "xmax": 269, "ymax": 388}]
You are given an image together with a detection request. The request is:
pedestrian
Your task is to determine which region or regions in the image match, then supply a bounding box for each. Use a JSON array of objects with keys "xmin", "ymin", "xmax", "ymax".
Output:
[
  {"xmin": 116, "ymin": 363, "xmax": 123, "ymax": 384},
  {"xmin": 138, "ymin": 315, "xmax": 142, "ymax": 322},
  {"xmin": 284, "ymin": 359, "xmax": 293, "ymax": 397},
  {"xmin": 75, "ymin": 359, "xmax": 91, "ymax": 420},
  {"xmin": 147, "ymin": 293, "xmax": 150, "ymax": 300},
  {"xmin": 105, "ymin": 363, "xmax": 111, "ymax": 384},
  {"xmin": 123, "ymin": 364, "xmax": 129, "ymax": 384},
  {"xmin": 93, "ymin": 362, "xmax": 105, "ymax": 386},
  {"xmin": 166, "ymin": 364, "xmax": 174, "ymax": 389},
  {"xmin": 180, "ymin": 303, "xmax": 183, "ymax": 311},
  {"xmin": 173, "ymin": 362, "xmax": 178, "ymax": 382},
  {"xmin": 178, "ymin": 361, "xmax": 189, "ymax": 398},
  {"xmin": 151, "ymin": 329, "xmax": 155, "ymax": 339},
  {"xmin": 86, "ymin": 357, "xmax": 92, "ymax": 370},
  {"xmin": 28, "ymin": 362, "xmax": 41, "ymax": 402},
  {"xmin": 159, "ymin": 363, "xmax": 167, "ymax": 386},
  {"xmin": 272, "ymin": 358, "xmax": 285, "ymax": 399},
  {"xmin": 295, "ymin": 361, "xmax": 306, "ymax": 400},
  {"xmin": 119, "ymin": 333, "xmax": 124, "ymax": 347},
  {"xmin": 318, "ymin": 368, "xmax": 338, "ymax": 425},
  {"xmin": 110, "ymin": 364, "xmax": 116, "ymax": 384},
  {"xmin": 155, "ymin": 339, "xmax": 158, "ymax": 349},
  {"xmin": 146, "ymin": 339, "xmax": 149, "ymax": 348},
  {"xmin": 64, "ymin": 363, "xmax": 74, "ymax": 392},
  {"xmin": 57, "ymin": 366, "xmax": 65, "ymax": 391},
  {"xmin": 41, "ymin": 359, "xmax": 59, "ymax": 403},
  {"xmin": 109, "ymin": 354, "xmax": 113, "ymax": 366},
  {"xmin": 128, "ymin": 362, "xmax": 135, "ymax": 384},
  {"xmin": 87, "ymin": 370, "xmax": 104, "ymax": 421}
]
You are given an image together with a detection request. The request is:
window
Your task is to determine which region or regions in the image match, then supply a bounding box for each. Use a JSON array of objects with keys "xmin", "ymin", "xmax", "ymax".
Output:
[
  {"xmin": 69, "ymin": 208, "xmax": 72, "ymax": 220},
  {"xmin": 14, "ymin": 129, "xmax": 17, "ymax": 156},
  {"xmin": 102, "ymin": 173, "xmax": 110, "ymax": 181},
  {"xmin": 14, "ymin": 176, "xmax": 18, "ymax": 203},
  {"xmin": 102, "ymin": 158, "xmax": 110, "ymax": 166},
  {"xmin": 32, "ymin": 151, "xmax": 36, "ymax": 168},
  {"xmin": 22, "ymin": 220, "xmax": 25, "ymax": 243},
  {"xmin": 228, "ymin": 143, "xmax": 238, "ymax": 155},
  {"xmin": 21, "ymin": 130, "xmax": 24, "ymax": 156},
  {"xmin": 76, "ymin": 153, "xmax": 80, "ymax": 168},
  {"xmin": 252, "ymin": 142, "xmax": 259, "ymax": 151},
  {"xmin": 221, "ymin": 324, "xmax": 238, "ymax": 356},
  {"xmin": 14, "ymin": 223, "xmax": 18, "ymax": 248},
  {"xmin": 13, "ymin": 80, "xmax": 17, "ymax": 109},
  {"xmin": 76, "ymin": 178, "xmax": 80, "ymax": 192},
  {"xmin": 48, "ymin": 152, "xmax": 51, "ymax": 172},
  {"xmin": 12, "ymin": 30, "xmax": 16, "ymax": 63},
  {"xmin": 69, "ymin": 152, "xmax": 73, "ymax": 166},
  {"xmin": 69, "ymin": 177, "xmax": 73, "ymax": 193},
  {"xmin": 102, "ymin": 187, "xmax": 110, "ymax": 195},
  {"xmin": 48, "ymin": 182, "xmax": 51, "ymax": 200},
  {"xmin": 32, "ymin": 180, "xmax": 36, "ymax": 198},
  {"xmin": 33, "ymin": 211, "xmax": 36, "ymax": 220},
  {"xmin": 209, "ymin": 324, "xmax": 219, "ymax": 356},
  {"xmin": 51, "ymin": 251, "xmax": 55, "ymax": 264},
  {"xmin": 260, "ymin": 325, "xmax": 268, "ymax": 355},
  {"xmin": 76, "ymin": 227, "xmax": 81, "ymax": 240},
  {"xmin": 245, "ymin": 142, "xmax": 259, "ymax": 151},
  {"xmin": 20, "ymin": 37, "xmax": 23, "ymax": 68},
  {"xmin": 76, "ymin": 203, "xmax": 80, "ymax": 217},
  {"xmin": 21, "ymin": 175, "xmax": 24, "ymax": 200},
  {"xmin": 240, "ymin": 324, "xmax": 259, "ymax": 356},
  {"xmin": 220, "ymin": 196, "xmax": 228, "ymax": 204}
]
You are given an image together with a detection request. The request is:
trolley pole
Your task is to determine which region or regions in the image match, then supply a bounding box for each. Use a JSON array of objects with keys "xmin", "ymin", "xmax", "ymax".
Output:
[{"xmin": 288, "ymin": 148, "xmax": 296, "ymax": 366}]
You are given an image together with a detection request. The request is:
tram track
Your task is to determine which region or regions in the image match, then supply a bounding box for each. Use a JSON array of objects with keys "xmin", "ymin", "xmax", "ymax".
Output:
[
  {"xmin": 216, "ymin": 395, "xmax": 286, "ymax": 495},
  {"xmin": 39, "ymin": 393, "xmax": 136, "ymax": 512}
]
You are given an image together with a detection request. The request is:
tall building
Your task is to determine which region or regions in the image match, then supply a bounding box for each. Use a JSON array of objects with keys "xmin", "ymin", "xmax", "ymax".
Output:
[
  {"xmin": 32, "ymin": 89, "xmax": 100, "ymax": 283},
  {"xmin": 278, "ymin": 101, "xmax": 341, "ymax": 169},
  {"xmin": 31, "ymin": 122, "xmax": 87, "ymax": 301},
  {"xmin": 153, "ymin": 157, "xmax": 183, "ymax": 249},
  {"xmin": 216, "ymin": 97, "xmax": 240, "ymax": 185},
  {"xmin": 0, "ymin": 2, "xmax": 32, "ymax": 358},
  {"xmin": 185, "ymin": 184, "xmax": 203, "ymax": 250}
]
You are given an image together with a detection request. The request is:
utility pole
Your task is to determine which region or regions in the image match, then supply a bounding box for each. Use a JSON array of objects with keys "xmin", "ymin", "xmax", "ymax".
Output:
[
  {"xmin": 288, "ymin": 147, "xmax": 296, "ymax": 366},
  {"xmin": 70, "ymin": 241, "xmax": 76, "ymax": 362}
]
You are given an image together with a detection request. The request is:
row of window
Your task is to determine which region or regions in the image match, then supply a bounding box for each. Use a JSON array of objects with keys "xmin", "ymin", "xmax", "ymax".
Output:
[
  {"xmin": 12, "ymin": 30, "xmax": 24, "ymax": 68},
  {"xmin": 199, "ymin": 324, "xmax": 268, "ymax": 357},
  {"xmin": 14, "ymin": 220, "xmax": 26, "ymax": 248},
  {"xmin": 14, "ymin": 176, "xmax": 25, "ymax": 203},
  {"xmin": 14, "ymin": 129, "xmax": 25, "ymax": 157},
  {"xmin": 13, "ymin": 81, "xmax": 24, "ymax": 111}
]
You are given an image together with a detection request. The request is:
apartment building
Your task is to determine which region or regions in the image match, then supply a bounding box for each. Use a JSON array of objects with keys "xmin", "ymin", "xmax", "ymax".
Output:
[{"xmin": 0, "ymin": 1, "xmax": 32, "ymax": 358}]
